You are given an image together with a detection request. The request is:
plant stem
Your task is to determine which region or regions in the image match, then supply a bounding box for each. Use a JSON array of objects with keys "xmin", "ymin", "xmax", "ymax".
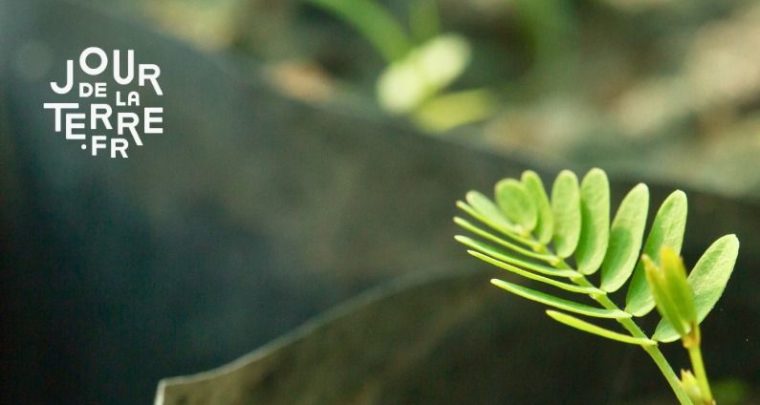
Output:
[
  {"xmin": 645, "ymin": 345, "xmax": 695, "ymax": 405},
  {"xmin": 687, "ymin": 344, "xmax": 713, "ymax": 404},
  {"xmin": 574, "ymin": 276, "xmax": 695, "ymax": 405},
  {"xmin": 532, "ymin": 243, "xmax": 695, "ymax": 405}
]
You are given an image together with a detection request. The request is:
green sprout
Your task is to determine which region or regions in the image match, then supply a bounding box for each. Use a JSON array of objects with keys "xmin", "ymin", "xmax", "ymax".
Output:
[
  {"xmin": 644, "ymin": 247, "xmax": 713, "ymax": 404},
  {"xmin": 455, "ymin": 168, "xmax": 739, "ymax": 404},
  {"xmin": 309, "ymin": 0, "xmax": 495, "ymax": 131}
]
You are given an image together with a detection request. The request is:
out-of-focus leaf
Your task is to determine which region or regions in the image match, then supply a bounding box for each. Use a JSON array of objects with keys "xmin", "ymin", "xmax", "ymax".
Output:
[
  {"xmin": 413, "ymin": 88, "xmax": 496, "ymax": 132},
  {"xmin": 377, "ymin": 34, "xmax": 470, "ymax": 113}
]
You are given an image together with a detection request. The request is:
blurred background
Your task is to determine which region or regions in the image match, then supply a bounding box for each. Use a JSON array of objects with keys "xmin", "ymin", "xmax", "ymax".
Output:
[
  {"xmin": 1, "ymin": 0, "xmax": 760, "ymax": 403},
  {"xmin": 72, "ymin": 0, "xmax": 760, "ymax": 198}
]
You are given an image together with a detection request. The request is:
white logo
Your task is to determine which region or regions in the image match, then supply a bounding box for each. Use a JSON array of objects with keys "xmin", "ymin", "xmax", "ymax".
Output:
[{"xmin": 43, "ymin": 47, "xmax": 164, "ymax": 158}]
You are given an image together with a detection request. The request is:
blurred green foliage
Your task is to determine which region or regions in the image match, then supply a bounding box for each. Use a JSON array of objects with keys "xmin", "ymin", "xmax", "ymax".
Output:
[{"xmin": 107, "ymin": 0, "xmax": 760, "ymax": 198}]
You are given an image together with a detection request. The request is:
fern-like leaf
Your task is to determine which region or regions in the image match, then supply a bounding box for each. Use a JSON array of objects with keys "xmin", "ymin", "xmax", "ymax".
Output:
[{"xmin": 454, "ymin": 168, "xmax": 739, "ymax": 347}]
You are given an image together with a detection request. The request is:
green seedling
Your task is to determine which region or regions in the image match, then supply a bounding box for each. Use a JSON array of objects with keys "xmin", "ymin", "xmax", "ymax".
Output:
[
  {"xmin": 309, "ymin": 0, "xmax": 494, "ymax": 131},
  {"xmin": 455, "ymin": 168, "xmax": 739, "ymax": 404}
]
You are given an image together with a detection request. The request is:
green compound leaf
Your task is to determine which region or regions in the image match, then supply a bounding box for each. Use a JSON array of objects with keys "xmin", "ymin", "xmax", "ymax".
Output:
[
  {"xmin": 521, "ymin": 171, "xmax": 554, "ymax": 244},
  {"xmin": 464, "ymin": 191, "xmax": 515, "ymax": 231},
  {"xmin": 496, "ymin": 178, "xmax": 537, "ymax": 235},
  {"xmin": 456, "ymin": 201, "xmax": 535, "ymax": 250},
  {"xmin": 455, "ymin": 167, "xmax": 739, "ymax": 363},
  {"xmin": 551, "ymin": 170, "xmax": 581, "ymax": 258},
  {"xmin": 575, "ymin": 168, "xmax": 610, "ymax": 275},
  {"xmin": 469, "ymin": 250, "xmax": 599, "ymax": 294},
  {"xmin": 454, "ymin": 235, "xmax": 576, "ymax": 278},
  {"xmin": 491, "ymin": 279, "xmax": 630, "ymax": 319},
  {"xmin": 601, "ymin": 184, "xmax": 649, "ymax": 292},
  {"xmin": 454, "ymin": 217, "xmax": 557, "ymax": 265},
  {"xmin": 626, "ymin": 191, "xmax": 688, "ymax": 316},
  {"xmin": 653, "ymin": 235, "xmax": 740, "ymax": 342},
  {"xmin": 457, "ymin": 199, "xmax": 534, "ymax": 249},
  {"xmin": 546, "ymin": 310, "xmax": 656, "ymax": 346}
]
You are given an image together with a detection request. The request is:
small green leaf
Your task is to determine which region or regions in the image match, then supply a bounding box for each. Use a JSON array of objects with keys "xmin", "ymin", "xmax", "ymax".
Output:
[
  {"xmin": 496, "ymin": 179, "xmax": 537, "ymax": 234},
  {"xmin": 576, "ymin": 168, "xmax": 610, "ymax": 275},
  {"xmin": 645, "ymin": 257, "xmax": 688, "ymax": 339},
  {"xmin": 626, "ymin": 191, "xmax": 688, "ymax": 316},
  {"xmin": 454, "ymin": 217, "xmax": 557, "ymax": 264},
  {"xmin": 454, "ymin": 235, "xmax": 576, "ymax": 277},
  {"xmin": 660, "ymin": 248, "xmax": 697, "ymax": 324},
  {"xmin": 469, "ymin": 250, "xmax": 599, "ymax": 294},
  {"xmin": 491, "ymin": 279, "xmax": 630, "ymax": 318},
  {"xmin": 521, "ymin": 171, "xmax": 554, "ymax": 244},
  {"xmin": 679, "ymin": 370, "xmax": 705, "ymax": 404},
  {"xmin": 465, "ymin": 191, "xmax": 515, "ymax": 230},
  {"xmin": 546, "ymin": 310, "xmax": 656, "ymax": 346},
  {"xmin": 601, "ymin": 184, "xmax": 649, "ymax": 292},
  {"xmin": 551, "ymin": 170, "xmax": 581, "ymax": 258},
  {"xmin": 653, "ymin": 235, "xmax": 740, "ymax": 342},
  {"xmin": 377, "ymin": 34, "xmax": 471, "ymax": 113},
  {"xmin": 644, "ymin": 249, "xmax": 695, "ymax": 338},
  {"xmin": 456, "ymin": 200, "xmax": 535, "ymax": 248}
]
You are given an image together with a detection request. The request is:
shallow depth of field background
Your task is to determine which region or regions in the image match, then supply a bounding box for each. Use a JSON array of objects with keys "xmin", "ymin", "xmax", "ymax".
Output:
[
  {"xmin": 2, "ymin": 0, "xmax": 760, "ymax": 404},
  {"xmin": 111, "ymin": 0, "xmax": 760, "ymax": 198}
]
